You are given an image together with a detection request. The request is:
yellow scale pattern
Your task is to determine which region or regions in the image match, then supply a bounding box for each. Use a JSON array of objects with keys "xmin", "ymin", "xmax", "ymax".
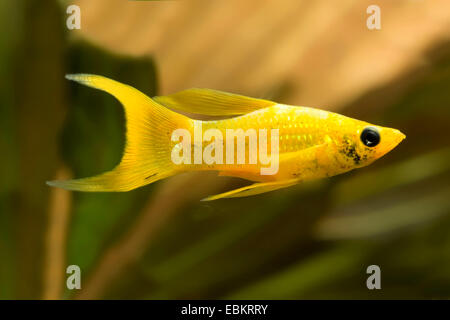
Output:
[{"xmin": 201, "ymin": 105, "xmax": 328, "ymax": 157}]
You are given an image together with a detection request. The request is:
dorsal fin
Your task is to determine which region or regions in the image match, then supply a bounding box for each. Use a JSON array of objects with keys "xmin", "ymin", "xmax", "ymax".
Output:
[{"xmin": 153, "ymin": 88, "xmax": 275, "ymax": 116}]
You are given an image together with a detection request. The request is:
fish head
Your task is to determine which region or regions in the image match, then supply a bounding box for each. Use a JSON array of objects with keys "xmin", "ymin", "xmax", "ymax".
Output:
[{"xmin": 332, "ymin": 119, "xmax": 405, "ymax": 169}]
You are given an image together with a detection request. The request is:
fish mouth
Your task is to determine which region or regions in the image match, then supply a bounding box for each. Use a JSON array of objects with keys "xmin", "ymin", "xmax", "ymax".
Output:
[
  {"xmin": 392, "ymin": 129, "xmax": 406, "ymax": 146},
  {"xmin": 379, "ymin": 129, "xmax": 406, "ymax": 156}
]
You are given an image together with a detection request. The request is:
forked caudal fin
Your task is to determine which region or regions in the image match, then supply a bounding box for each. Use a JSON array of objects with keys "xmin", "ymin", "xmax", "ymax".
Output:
[{"xmin": 47, "ymin": 74, "xmax": 190, "ymax": 191}]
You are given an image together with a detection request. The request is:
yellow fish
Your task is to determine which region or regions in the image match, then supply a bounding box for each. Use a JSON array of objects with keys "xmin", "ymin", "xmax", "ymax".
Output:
[{"xmin": 47, "ymin": 74, "xmax": 405, "ymax": 201}]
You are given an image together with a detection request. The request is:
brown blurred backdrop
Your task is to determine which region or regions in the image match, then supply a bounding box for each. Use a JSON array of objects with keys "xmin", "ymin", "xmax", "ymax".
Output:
[{"xmin": 1, "ymin": 0, "xmax": 450, "ymax": 299}]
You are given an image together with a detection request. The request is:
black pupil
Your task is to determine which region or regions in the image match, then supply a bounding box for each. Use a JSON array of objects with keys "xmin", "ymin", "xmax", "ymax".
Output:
[{"xmin": 360, "ymin": 127, "xmax": 380, "ymax": 147}]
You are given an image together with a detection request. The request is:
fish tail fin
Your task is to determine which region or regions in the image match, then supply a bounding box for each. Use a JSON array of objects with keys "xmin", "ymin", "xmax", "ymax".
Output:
[{"xmin": 47, "ymin": 74, "xmax": 191, "ymax": 192}]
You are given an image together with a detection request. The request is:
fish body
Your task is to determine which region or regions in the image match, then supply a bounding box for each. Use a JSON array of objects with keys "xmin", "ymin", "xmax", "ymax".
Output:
[{"xmin": 47, "ymin": 74, "xmax": 405, "ymax": 200}]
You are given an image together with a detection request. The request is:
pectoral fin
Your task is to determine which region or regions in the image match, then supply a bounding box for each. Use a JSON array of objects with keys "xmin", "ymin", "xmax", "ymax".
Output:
[
  {"xmin": 201, "ymin": 179, "xmax": 299, "ymax": 201},
  {"xmin": 153, "ymin": 88, "xmax": 275, "ymax": 116}
]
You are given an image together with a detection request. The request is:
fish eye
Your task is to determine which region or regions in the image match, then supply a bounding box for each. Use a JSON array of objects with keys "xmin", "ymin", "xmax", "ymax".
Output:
[{"xmin": 360, "ymin": 127, "xmax": 380, "ymax": 147}]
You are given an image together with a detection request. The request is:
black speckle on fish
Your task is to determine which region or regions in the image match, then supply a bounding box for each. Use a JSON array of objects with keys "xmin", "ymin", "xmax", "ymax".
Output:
[{"xmin": 340, "ymin": 139, "xmax": 361, "ymax": 165}]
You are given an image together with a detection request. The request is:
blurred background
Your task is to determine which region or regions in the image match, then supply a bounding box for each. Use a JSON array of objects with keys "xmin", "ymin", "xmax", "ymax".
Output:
[{"xmin": 1, "ymin": 0, "xmax": 450, "ymax": 299}]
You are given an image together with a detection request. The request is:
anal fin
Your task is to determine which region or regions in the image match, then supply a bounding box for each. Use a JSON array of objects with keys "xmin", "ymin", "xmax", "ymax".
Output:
[{"xmin": 201, "ymin": 179, "xmax": 299, "ymax": 201}]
